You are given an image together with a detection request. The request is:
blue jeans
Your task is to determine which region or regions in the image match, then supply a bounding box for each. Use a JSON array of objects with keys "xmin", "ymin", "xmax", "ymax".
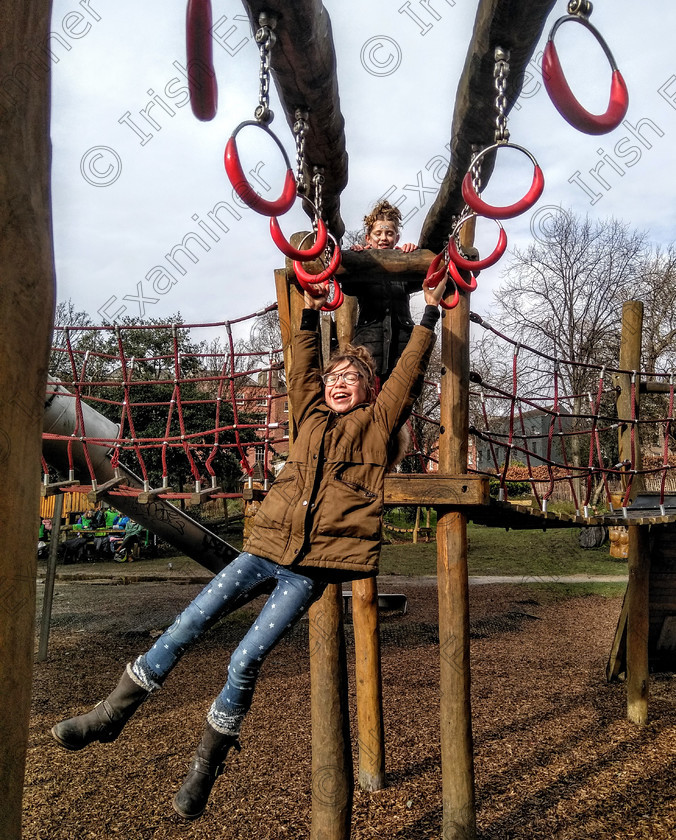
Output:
[{"xmin": 131, "ymin": 553, "xmax": 326, "ymax": 736}]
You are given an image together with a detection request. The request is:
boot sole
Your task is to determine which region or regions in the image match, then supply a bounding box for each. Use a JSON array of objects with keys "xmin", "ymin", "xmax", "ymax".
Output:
[
  {"xmin": 172, "ymin": 795, "xmax": 205, "ymax": 820},
  {"xmin": 50, "ymin": 725, "xmax": 88, "ymax": 751}
]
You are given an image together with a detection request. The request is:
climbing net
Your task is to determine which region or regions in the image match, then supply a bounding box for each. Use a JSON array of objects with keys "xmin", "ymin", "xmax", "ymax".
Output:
[
  {"xmin": 44, "ymin": 305, "xmax": 287, "ymax": 499},
  {"xmin": 468, "ymin": 313, "xmax": 676, "ymax": 514}
]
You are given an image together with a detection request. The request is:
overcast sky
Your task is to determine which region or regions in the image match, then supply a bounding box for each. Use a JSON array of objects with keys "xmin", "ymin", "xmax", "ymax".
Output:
[{"xmin": 50, "ymin": 1, "xmax": 676, "ymax": 333}]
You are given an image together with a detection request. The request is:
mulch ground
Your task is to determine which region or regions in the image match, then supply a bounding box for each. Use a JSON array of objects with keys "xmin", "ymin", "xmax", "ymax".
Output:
[{"xmin": 23, "ymin": 576, "xmax": 676, "ymax": 839}]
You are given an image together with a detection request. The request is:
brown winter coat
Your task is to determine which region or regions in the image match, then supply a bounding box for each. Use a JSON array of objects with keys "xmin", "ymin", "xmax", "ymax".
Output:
[{"xmin": 243, "ymin": 321, "xmax": 436, "ymax": 580}]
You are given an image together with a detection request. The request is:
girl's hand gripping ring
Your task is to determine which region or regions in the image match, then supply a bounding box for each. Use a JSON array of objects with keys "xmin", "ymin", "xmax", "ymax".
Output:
[
  {"xmin": 225, "ymin": 121, "xmax": 297, "ymax": 216},
  {"xmin": 461, "ymin": 143, "xmax": 545, "ymax": 220},
  {"xmin": 423, "ymin": 252, "xmax": 459, "ymax": 310},
  {"xmin": 543, "ymin": 15, "xmax": 629, "ymax": 135}
]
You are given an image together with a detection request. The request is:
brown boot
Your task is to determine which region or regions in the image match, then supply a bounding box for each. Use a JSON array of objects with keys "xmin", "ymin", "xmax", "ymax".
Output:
[
  {"xmin": 51, "ymin": 665, "xmax": 149, "ymax": 751},
  {"xmin": 172, "ymin": 723, "xmax": 240, "ymax": 820}
]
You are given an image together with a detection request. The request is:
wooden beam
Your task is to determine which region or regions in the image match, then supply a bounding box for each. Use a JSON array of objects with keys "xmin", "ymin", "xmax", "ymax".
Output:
[
  {"xmin": 239, "ymin": 1, "xmax": 347, "ymax": 239},
  {"xmin": 419, "ymin": 0, "xmax": 557, "ymax": 252},
  {"xmin": 384, "ymin": 474, "xmax": 489, "ymax": 507}
]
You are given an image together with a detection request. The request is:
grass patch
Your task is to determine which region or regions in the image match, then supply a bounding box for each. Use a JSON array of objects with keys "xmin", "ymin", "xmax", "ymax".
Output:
[{"xmin": 380, "ymin": 523, "xmax": 627, "ymax": 577}]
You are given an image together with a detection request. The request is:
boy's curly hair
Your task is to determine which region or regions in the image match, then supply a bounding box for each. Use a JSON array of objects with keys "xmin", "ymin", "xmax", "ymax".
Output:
[{"xmin": 363, "ymin": 200, "xmax": 402, "ymax": 236}]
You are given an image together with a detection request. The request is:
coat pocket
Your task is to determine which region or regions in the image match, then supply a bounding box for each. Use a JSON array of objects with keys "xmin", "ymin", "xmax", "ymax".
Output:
[
  {"xmin": 317, "ymin": 475, "xmax": 383, "ymax": 540},
  {"xmin": 254, "ymin": 470, "xmax": 301, "ymax": 530}
]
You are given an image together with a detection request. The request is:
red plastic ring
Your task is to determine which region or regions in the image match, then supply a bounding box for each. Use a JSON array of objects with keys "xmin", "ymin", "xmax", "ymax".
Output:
[
  {"xmin": 225, "ymin": 121, "xmax": 297, "ymax": 216},
  {"xmin": 294, "ymin": 234, "xmax": 342, "ymax": 287},
  {"xmin": 270, "ymin": 206, "xmax": 328, "ymax": 260},
  {"xmin": 423, "ymin": 251, "xmax": 447, "ymax": 289},
  {"xmin": 186, "ymin": 0, "xmax": 217, "ymax": 121},
  {"xmin": 461, "ymin": 143, "xmax": 544, "ymax": 220},
  {"xmin": 543, "ymin": 16, "xmax": 629, "ymax": 135},
  {"xmin": 447, "ymin": 258, "xmax": 477, "ymax": 294},
  {"xmin": 439, "ymin": 278, "xmax": 460, "ymax": 310},
  {"xmin": 321, "ymin": 278, "xmax": 344, "ymax": 312},
  {"xmin": 448, "ymin": 217, "xmax": 507, "ymax": 271}
]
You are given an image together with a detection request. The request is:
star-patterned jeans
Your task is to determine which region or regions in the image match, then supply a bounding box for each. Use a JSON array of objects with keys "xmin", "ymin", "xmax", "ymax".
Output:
[{"xmin": 130, "ymin": 552, "xmax": 326, "ymax": 736}]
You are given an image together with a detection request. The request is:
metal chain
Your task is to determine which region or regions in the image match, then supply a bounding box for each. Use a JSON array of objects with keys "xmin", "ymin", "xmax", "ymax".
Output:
[
  {"xmin": 254, "ymin": 13, "xmax": 277, "ymax": 124},
  {"xmin": 312, "ymin": 166, "xmax": 325, "ymax": 224},
  {"xmin": 293, "ymin": 109, "xmax": 309, "ymax": 194},
  {"xmin": 494, "ymin": 46, "xmax": 510, "ymax": 144}
]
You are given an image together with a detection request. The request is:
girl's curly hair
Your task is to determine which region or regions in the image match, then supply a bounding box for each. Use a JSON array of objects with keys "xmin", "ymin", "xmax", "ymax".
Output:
[{"xmin": 363, "ymin": 200, "xmax": 402, "ymax": 236}]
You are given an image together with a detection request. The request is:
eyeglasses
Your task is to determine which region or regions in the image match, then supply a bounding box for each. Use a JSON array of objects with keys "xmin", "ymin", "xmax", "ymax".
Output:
[{"xmin": 322, "ymin": 371, "xmax": 362, "ymax": 386}]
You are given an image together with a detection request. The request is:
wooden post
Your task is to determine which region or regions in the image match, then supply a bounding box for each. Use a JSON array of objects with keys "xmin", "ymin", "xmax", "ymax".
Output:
[
  {"xmin": 279, "ymin": 252, "xmax": 353, "ymax": 838},
  {"xmin": 352, "ymin": 577, "xmax": 385, "ymax": 791},
  {"xmin": 38, "ymin": 493, "xmax": 63, "ymax": 662},
  {"xmin": 437, "ymin": 226, "xmax": 476, "ymax": 838},
  {"xmin": 332, "ymin": 276, "xmax": 386, "ymax": 792},
  {"xmin": 615, "ymin": 301, "xmax": 644, "ymax": 500},
  {"xmin": 0, "ymin": 5, "xmax": 55, "ymax": 838},
  {"xmin": 615, "ymin": 301, "xmax": 649, "ymax": 724},
  {"xmin": 309, "ymin": 586, "xmax": 353, "ymax": 840},
  {"xmin": 626, "ymin": 524, "xmax": 650, "ymax": 724}
]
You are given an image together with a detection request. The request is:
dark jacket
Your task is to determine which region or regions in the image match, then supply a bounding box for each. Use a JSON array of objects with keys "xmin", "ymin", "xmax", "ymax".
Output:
[
  {"xmin": 243, "ymin": 318, "xmax": 435, "ymax": 580},
  {"xmin": 341, "ymin": 276, "xmax": 419, "ymax": 379}
]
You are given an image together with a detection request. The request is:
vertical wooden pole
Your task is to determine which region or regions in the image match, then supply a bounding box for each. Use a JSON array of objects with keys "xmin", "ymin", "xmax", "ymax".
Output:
[
  {"xmin": 0, "ymin": 5, "xmax": 55, "ymax": 838},
  {"xmin": 38, "ymin": 492, "xmax": 63, "ymax": 662},
  {"xmin": 615, "ymin": 301, "xmax": 644, "ymax": 499},
  {"xmin": 282, "ymin": 252, "xmax": 352, "ymax": 839},
  {"xmin": 615, "ymin": 300, "xmax": 649, "ymax": 723},
  {"xmin": 626, "ymin": 524, "xmax": 650, "ymax": 724},
  {"xmin": 437, "ymin": 230, "xmax": 476, "ymax": 838},
  {"xmin": 352, "ymin": 577, "xmax": 385, "ymax": 791},
  {"xmin": 335, "ymin": 280, "xmax": 386, "ymax": 791},
  {"xmin": 309, "ymin": 587, "xmax": 353, "ymax": 840}
]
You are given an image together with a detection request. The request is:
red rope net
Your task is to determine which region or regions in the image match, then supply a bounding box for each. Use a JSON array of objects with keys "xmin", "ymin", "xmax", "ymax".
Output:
[
  {"xmin": 44, "ymin": 306, "xmax": 288, "ymax": 500},
  {"xmin": 469, "ymin": 313, "xmax": 676, "ymax": 515}
]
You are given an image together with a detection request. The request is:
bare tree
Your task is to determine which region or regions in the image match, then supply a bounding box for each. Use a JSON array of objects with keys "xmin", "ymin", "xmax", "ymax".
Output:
[{"xmin": 474, "ymin": 212, "xmax": 648, "ymax": 492}]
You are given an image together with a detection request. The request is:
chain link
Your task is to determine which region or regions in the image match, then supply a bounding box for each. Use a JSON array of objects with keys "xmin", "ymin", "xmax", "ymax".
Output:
[
  {"xmin": 493, "ymin": 46, "xmax": 510, "ymax": 144},
  {"xmin": 567, "ymin": 0, "xmax": 593, "ymax": 18},
  {"xmin": 312, "ymin": 167, "xmax": 325, "ymax": 219},
  {"xmin": 254, "ymin": 14, "xmax": 277, "ymax": 124},
  {"xmin": 293, "ymin": 109, "xmax": 309, "ymax": 194}
]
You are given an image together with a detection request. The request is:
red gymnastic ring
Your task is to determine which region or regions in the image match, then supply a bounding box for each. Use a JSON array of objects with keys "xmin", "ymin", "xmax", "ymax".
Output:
[
  {"xmin": 270, "ymin": 205, "xmax": 328, "ymax": 260},
  {"xmin": 447, "ymin": 217, "xmax": 507, "ymax": 271},
  {"xmin": 225, "ymin": 121, "xmax": 297, "ymax": 216},
  {"xmin": 543, "ymin": 16, "xmax": 629, "ymax": 135},
  {"xmin": 423, "ymin": 251, "xmax": 447, "ymax": 289},
  {"xmin": 447, "ymin": 257, "xmax": 477, "ymax": 294},
  {"xmin": 320, "ymin": 278, "xmax": 344, "ymax": 312},
  {"xmin": 293, "ymin": 234, "xmax": 342, "ymax": 287},
  {"xmin": 461, "ymin": 143, "xmax": 544, "ymax": 220},
  {"xmin": 423, "ymin": 251, "xmax": 459, "ymax": 310},
  {"xmin": 186, "ymin": 0, "xmax": 217, "ymax": 121}
]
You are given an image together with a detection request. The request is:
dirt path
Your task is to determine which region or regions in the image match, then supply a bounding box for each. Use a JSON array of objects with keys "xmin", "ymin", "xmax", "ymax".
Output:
[{"xmin": 24, "ymin": 577, "xmax": 676, "ymax": 839}]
